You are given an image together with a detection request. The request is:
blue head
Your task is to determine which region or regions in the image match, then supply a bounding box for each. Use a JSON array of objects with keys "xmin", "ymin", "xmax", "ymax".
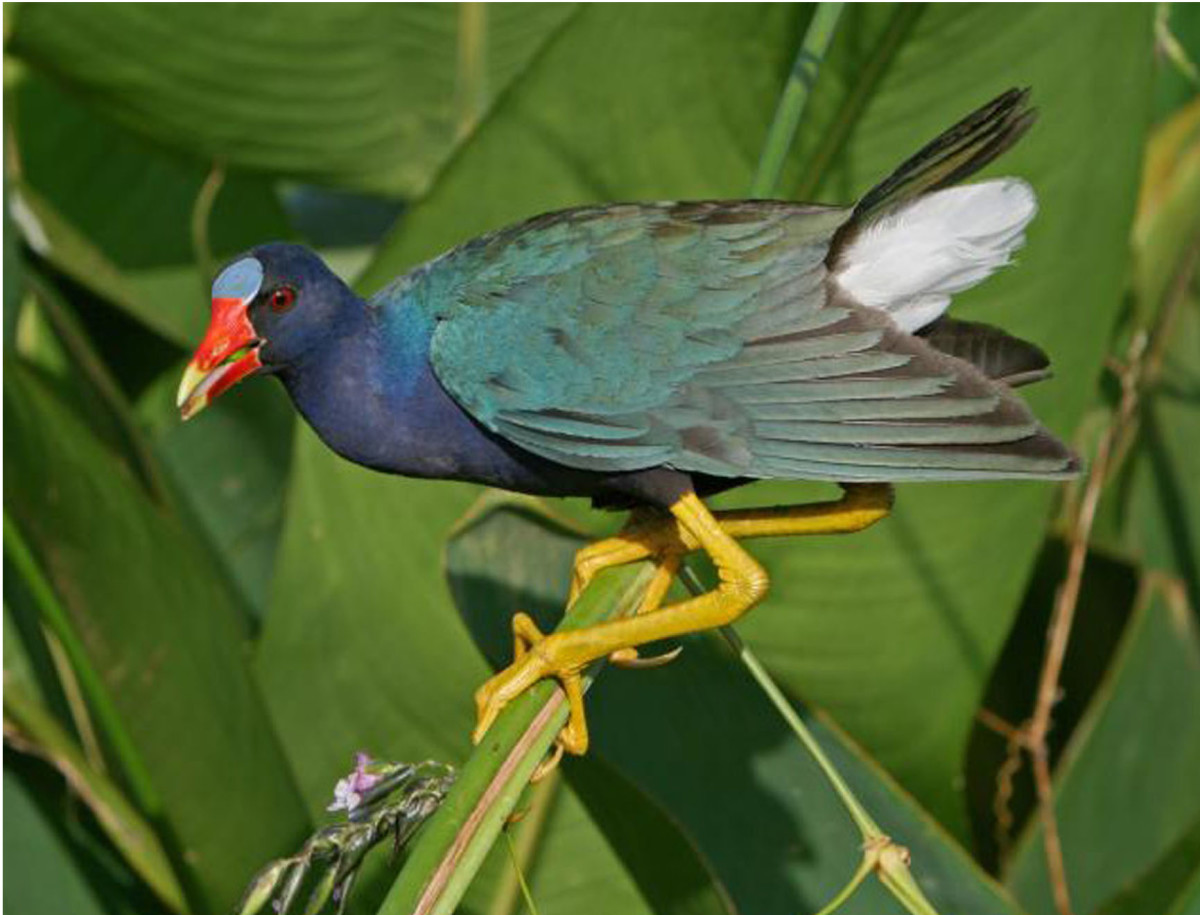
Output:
[{"xmin": 177, "ymin": 243, "xmax": 362, "ymax": 419}]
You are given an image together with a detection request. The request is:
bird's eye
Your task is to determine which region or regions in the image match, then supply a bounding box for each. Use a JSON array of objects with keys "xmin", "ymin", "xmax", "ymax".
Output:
[{"xmin": 269, "ymin": 286, "xmax": 297, "ymax": 313}]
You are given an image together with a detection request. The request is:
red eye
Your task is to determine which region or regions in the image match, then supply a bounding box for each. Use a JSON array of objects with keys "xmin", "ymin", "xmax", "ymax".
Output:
[{"xmin": 269, "ymin": 286, "xmax": 297, "ymax": 312}]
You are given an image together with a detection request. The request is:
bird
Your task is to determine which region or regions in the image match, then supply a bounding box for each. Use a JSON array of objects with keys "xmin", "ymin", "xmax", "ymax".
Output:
[{"xmin": 177, "ymin": 88, "xmax": 1077, "ymax": 760}]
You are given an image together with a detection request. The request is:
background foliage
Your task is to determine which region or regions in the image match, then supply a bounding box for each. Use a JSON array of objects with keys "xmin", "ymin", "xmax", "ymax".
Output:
[{"xmin": 4, "ymin": 5, "xmax": 1200, "ymax": 915}]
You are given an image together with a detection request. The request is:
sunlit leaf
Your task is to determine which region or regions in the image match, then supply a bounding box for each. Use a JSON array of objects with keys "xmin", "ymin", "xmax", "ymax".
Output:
[{"xmin": 10, "ymin": 5, "xmax": 576, "ymax": 196}]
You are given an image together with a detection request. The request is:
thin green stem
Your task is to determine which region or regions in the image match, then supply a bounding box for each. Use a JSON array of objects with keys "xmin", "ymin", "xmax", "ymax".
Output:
[
  {"xmin": 456, "ymin": 3, "xmax": 489, "ymax": 140},
  {"xmin": 502, "ymin": 831, "xmax": 541, "ymax": 915},
  {"xmin": 190, "ymin": 162, "xmax": 224, "ymax": 286},
  {"xmin": 812, "ymin": 857, "xmax": 873, "ymax": 915},
  {"xmin": 678, "ymin": 566, "xmax": 881, "ymax": 840},
  {"xmin": 878, "ymin": 853, "xmax": 943, "ymax": 915},
  {"xmin": 3, "ymin": 512, "xmax": 163, "ymax": 818},
  {"xmin": 793, "ymin": 4, "xmax": 923, "ymax": 200},
  {"xmin": 728, "ymin": 630, "xmax": 882, "ymax": 838},
  {"xmin": 679, "ymin": 563, "xmax": 945, "ymax": 915},
  {"xmin": 488, "ymin": 770, "xmax": 559, "ymax": 915},
  {"xmin": 750, "ymin": 2, "xmax": 844, "ymax": 198}
]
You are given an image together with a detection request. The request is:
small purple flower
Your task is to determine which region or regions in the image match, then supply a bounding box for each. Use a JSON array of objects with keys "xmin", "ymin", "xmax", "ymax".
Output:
[{"xmin": 327, "ymin": 752, "xmax": 383, "ymax": 813}]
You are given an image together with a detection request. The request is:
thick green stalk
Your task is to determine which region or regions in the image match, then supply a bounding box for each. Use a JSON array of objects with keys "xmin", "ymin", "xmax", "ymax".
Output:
[
  {"xmin": 377, "ymin": 563, "xmax": 656, "ymax": 915},
  {"xmin": 750, "ymin": 2, "xmax": 844, "ymax": 198}
]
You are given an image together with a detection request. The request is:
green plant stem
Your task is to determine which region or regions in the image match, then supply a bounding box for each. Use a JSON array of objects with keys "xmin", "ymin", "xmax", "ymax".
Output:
[
  {"xmin": 378, "ymin": 562, "xmax": 656, "ymax": 915},
  {"xmin": 456, "ymin": 3, "xmax": 489, "ymax": 140},
  {"xmin": 812, "ymin": 857, "xmax": 872, "ymax": 915},
  {"xmin": 488, "ymin": 770, "xmax": 560, "ymax": 915},
  {"xmin": 3, "ymin": 512, "xmax": 163, "ymax": 818},
  {"xmin": 750, "ymin": 2, "xmax": 844, "ymax": 198},
  {"xmin": 721, "ymin": 629, "xmax": 882, "ymax": 839},
  {"xmin": 190, "ymin": 162, "xmax": 224, "ymax": 285},
  {"xmin": 793, "ymin": 4, "xmax": 923, "ymax": 200},
  {"xmin": 677, "ymin": 566, "xmax": 944, "ymax": 915},
  {"xmin": 676, "ymin": 565, "xmax": 881, "ymax": 841},
  {"xmin": 502, "ymin": 831, "xmax": 541, "ymax": 915}
]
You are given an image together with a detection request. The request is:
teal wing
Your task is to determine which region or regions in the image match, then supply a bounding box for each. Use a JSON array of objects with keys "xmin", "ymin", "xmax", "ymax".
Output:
[{"xmin": 424, "ymin": 201, "xmax": 1076, "ymax": 482}]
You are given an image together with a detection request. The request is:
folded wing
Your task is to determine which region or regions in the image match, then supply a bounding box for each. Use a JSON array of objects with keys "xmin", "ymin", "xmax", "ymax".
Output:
[{"xmin": 425, "ymin": 200, "xmax": 1076, "ymax": 483}]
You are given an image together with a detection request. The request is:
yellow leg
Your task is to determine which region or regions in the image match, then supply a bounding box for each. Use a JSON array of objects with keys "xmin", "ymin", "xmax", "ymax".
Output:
[
  {"xmin": 608, "ymin": 552, "xmax": 682, "ymax": 667},
  {"xmin": 571, "ymin": 483, "xmax": 893, "ymax": 602},
  {"xmin": 472, "ymin": 483, "xmax": 893, "ymax": 756}
]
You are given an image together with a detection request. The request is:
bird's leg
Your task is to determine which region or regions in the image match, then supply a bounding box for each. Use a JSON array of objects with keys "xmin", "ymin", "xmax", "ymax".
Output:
[
  {"xmin": 472, "ymin": 493, "xmax": 764, "ymax": 755},
  {"xmin": 569, "ymin": 511, "xmax": 686, "ymax": 666},
  {"xmin": 472, "ymin": 483, "xmax": 893, "ymax": 757},
  {"xmin": 607, "ymin": 553, "xmax": 683, "ymax": 668},
  {"xmin": 570, "ymin": 483, "xmax": 894, "ymax": 604},
  {"xmin": 568, "ymin": 507, "xmax": 683, "ymax": 607}
]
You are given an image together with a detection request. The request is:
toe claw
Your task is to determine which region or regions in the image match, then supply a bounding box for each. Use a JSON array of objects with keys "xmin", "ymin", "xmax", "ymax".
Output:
[
  {"xmin": 530, "ymin": 742, "xmax": 565, "ymax": 783},
  {"xmin": 610, "ymin": 644, "xmax": 683, "ymax": 669},
  {"xmin": 472, "ymin": 689, "xmax": 499, "ymax": 744}
]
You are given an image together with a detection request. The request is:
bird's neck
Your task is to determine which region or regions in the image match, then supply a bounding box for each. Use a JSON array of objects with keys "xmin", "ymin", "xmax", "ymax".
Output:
[{"xmin": 276, "ymin": 293, "xmax": 467, "ymax": 477}]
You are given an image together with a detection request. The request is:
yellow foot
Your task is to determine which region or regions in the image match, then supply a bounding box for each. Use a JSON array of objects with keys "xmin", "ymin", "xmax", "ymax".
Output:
[
  {"xmin": 472, "ymin": 612, "xmax": 591, "ymax": 756},
  {"xmin": 470, "ymin": 484, "xmax": 895, "ymax": 771}
]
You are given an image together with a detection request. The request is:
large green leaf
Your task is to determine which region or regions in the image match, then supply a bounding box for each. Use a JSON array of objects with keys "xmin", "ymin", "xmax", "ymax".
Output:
[
  {"xmin": 137, "ymin": 363, "xmax": 296, "ymax": 622},
  {"xmin": 1004, "ymin": 580, "xmax": 1200, "ymax": 915},
  {"xmin": 5, "ymin": 362, "xmax": 310, "ymax": 914},
  {"xmin": 358, "ymin": 3, "xmax": 809, "ymax": 290},
  {"xmin": 446, "ymin": 500, "xmax": 1025, "ymax": 915},
  {"xmin": 564, "ymin": 758, "xmax": 735, "ymax": 915},
  {"xmin": 255, "ymin": 425, "xmax": 483, "ymax": 803},
  {"xmin": 1095, "ymin": 815, "xmax": 1200, "ymax": 915},
  {"xmin": 9, "ymin": 4, "xmax": 575, "ymax": 197},
  {"xmin": 356, "ymin": 3, "xmax": 1154, "ymax": 831}
]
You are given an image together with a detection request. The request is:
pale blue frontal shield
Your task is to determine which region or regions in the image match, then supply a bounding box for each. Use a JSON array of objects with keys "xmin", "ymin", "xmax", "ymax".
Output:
[{"xmin": 212, "ymin": 257, "xmax": 264, "ymax": 304}]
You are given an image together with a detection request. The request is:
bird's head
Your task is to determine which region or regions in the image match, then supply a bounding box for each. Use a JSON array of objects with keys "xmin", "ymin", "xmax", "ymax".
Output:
[{"xmin": 176, "ymin": 243, "xmax": 353, "ymax": 419}]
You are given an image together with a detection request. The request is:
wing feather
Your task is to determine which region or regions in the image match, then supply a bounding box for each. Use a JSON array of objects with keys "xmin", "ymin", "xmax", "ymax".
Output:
[{"xmin": 423, "ymin": 201, "xmax": 1076, "ymax": 482}]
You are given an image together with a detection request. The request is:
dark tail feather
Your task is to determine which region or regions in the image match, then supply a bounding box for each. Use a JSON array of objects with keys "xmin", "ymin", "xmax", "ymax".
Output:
[
  {"xmin": 918, "ymin": 317, "xmax": 1052, "ymax": 388},
  {"xmin": 851, "ymin": 88, "xmax": 1037, "ymax": 225}
]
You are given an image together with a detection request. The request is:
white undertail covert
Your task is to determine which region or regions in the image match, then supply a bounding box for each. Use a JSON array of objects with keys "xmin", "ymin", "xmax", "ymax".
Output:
[{"xmin": 834, "ymin": 178, "xmax": 1037, "ymax": 332}]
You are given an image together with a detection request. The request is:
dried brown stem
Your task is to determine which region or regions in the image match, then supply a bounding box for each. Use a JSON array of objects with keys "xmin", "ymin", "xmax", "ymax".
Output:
[
  {"xmin": 1028, "ymin": 366, "xmax": 1131, "ymax": 915},
  {"xmin": 990, "ymin": 237, "xmax": 1199, "ymax": 915}
]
